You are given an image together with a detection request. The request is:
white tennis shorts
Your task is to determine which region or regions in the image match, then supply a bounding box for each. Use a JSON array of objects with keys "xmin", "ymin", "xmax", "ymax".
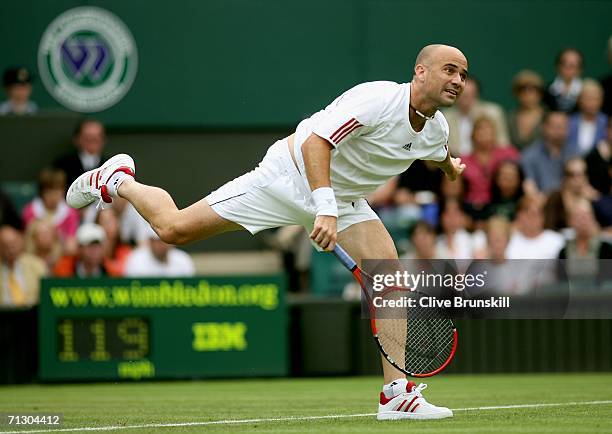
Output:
[{"xmin": 205, "ymin": 139, "xmax": 379, "ymax": 235}]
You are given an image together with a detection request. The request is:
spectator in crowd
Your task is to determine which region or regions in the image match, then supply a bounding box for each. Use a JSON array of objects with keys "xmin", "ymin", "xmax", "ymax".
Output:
[
  {"xmin": 22, "ymin": 168, "xmax": 79, "ymax": 255},
  {"xmin": 401, "ymin": 220, "xmax": 437, "ymax": 260},
  {"xmin": 559, "ymin": 199, "xmax": 612, "ymax": 260},
  {"xmin": 558, "ymin": 199, "xmax": 612, "ymax": 285},
  {"xmin": 544, "ymin": 48, "xmax": 584, "ymax": 113},
  {"xmin": 482, "ymin": 216, "xmax": 524, "ymax": 294},
  {"xmin": 443, "ymin": 77, "xmax": 510, "ymax": 155},
  {"xmin": 462, "ymin": 116, "xmax": 519, "ymax": 220},
  {"xmin": 506, "ymin": 196, "xmax": 565, "ymax": 259},
  {"xmin": 508, "ymin": 70, "xmax": 546, "ymax": 149},
  {"xmin": 521, "ymin": 111, "xmax": 578, "ymax": 195},
  {"xmin": 585, "ymin": 115, "xmax": 612, "ymax": 195},
  {"xmin": 489, "ymin": 160, "xmax": 525, "ymax": 220},
  {"xmin": 544, "ymin": 158, "xmax": 599, "ymax": 231},
  {"xmin": 95, "ymin": 209, "xmax": 132, "ymax": 277},
  {"xmin": 124, "ymin": 226, "xmax": 195, "ymax": 277},
  {"xmin": 435, "ymin": 198, "xmax": 486, "ymax": 259},
  {"xmin": 485, "ymin": 216, "xmax": 511, "ymax": 263},
  {"xmin": 53, "ymin": 223, "xmax": 110, "ymax": 277},
  {"xmin": 600, "ymin": 36, "xmax": 612, "ymax": 116},
  {"xmin": 568, "ymin": 79, "xmax": 608, "ymax": 156},
  {"xmin": 0, "ymin": 225, "xmax": 46, "ymax": 307},
  {"xmin": 24, "ymin": 219, "xmax": 63, "ymax": 272},
  {"xmin": 0, "ymin": 189, "xmax": 22, "ymax": 230},
  {"xmin": 0, "ymin": 67, "xmax": 38, "ymax": 116},
  {"xmin": 53, "ymin": 119, "xmax": 109, "ymax": 186}
]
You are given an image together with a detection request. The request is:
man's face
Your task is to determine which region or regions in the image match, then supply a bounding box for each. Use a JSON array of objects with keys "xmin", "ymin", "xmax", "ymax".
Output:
[
  {"xmin": 5, "ymin": 83, "xmax": 32, "ymax": 103},
  {"xmin": 518, "ymin": 204, "xmax": 544, "ymax": 237},
  {"xmin": 472, "ymin": 120, "xmax": 496, "ymax": 151},
  {"xmin": 496, "ymin": 162, "xmax": 521, "ymax": 198},
  {"xmin": 75, "ymin": 122, "xmax": 105, "ymax": 155},
  {"xmin": 564, "ymin": 159, "xmax": 588, "ymax": 194},
  {"xmin": 0, "ymin": 227, "xmax": 24, "ymax": 265},
  {"xmin": 487, "ymin": 227, "xmax": 509, "ymax": 260},
  {"xmin": 558, "ymin": 51, "xmax": 582, "ymax": 82},
  {"xmin": 543, "ymin": 113, "xmax": 568, "ymax": 146},
  {"xmin": 79, "ymin": 242, "xmax": 105, "ymax": 267},
  {"xmin": 41, "ymin": 187, "xmax": 64, "ymax": 211},
  {"xmin": 412, "ymin": 226, "xmax": 435, "ymax": 258},
  {"xmin": 578, "ymin": 86, "xmax": 603, "ymax": 116},
  {"xmin": 420, "ymin": 48, "xmax": 468, "ymax": 107},
  {"xmin": 34, "ymin": 222, "xmax": 56, "ymax": 253},
  {"xmin": 570, "ymin": 205, "xmax": 596, "ymax": 237}
]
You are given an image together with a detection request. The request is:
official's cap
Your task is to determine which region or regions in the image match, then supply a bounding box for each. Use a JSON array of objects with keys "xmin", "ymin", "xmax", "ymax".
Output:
[
  {"xmin": 3, "ymin": 67, "xmax": 33, "ymax": 86},
  {"xmin": 77, "ymin": 223, "xmax": 106, "ymax": 245}
]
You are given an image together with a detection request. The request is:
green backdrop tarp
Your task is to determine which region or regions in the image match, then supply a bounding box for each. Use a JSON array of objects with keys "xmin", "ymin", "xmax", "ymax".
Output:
[{"xmin": 1, "ymin": 0, "xmax": 610, "ymax": 127}]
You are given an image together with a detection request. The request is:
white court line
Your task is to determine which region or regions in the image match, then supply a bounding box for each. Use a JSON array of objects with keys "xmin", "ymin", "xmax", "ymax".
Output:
[{"xmin": 1, "ymin": 400, "xmax": 611, "ymax": 434}]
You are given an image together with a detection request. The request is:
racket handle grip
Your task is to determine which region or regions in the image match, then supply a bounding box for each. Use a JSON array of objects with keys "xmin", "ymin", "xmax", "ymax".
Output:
[{"xmin": 333, "ymin": 244, "xmax": 357, "ymax": 271}]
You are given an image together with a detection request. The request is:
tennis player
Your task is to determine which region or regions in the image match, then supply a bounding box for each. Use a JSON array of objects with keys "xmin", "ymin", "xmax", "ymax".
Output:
[{"xmin": 67, "ymin": 44, "xmax": 467, "ymax": 420}]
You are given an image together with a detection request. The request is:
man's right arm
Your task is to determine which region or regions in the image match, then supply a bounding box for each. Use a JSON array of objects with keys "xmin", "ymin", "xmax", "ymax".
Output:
[{"xmin": 302, "ymin": 133, "xmax": 338, "ymax": 251}]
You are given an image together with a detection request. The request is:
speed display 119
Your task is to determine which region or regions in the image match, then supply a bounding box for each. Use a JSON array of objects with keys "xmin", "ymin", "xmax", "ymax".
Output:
[
  {"xmin": 39, "ymin": 277, "xmax": 287, "ymax": 381},
  {"xmin": 57, "ymin": 317, "xmax": 150, "ymax": 361}
]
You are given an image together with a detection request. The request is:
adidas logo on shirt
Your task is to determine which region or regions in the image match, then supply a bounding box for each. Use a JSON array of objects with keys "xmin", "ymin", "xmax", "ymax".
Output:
[{"xmin": 402, "ymin": 142, "xmax": 412, "ymax": 151}]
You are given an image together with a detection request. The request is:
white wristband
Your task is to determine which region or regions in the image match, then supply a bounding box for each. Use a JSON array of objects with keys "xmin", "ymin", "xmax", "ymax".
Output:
[{"xmin": 311, "ymin": 187, "xmax": 338, "ymax": 217}]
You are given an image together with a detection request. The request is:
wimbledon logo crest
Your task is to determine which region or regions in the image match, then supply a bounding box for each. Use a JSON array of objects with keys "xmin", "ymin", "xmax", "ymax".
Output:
[{"xmin": 38, "ymin": 6, "xmax": 138, "ymax": 112}]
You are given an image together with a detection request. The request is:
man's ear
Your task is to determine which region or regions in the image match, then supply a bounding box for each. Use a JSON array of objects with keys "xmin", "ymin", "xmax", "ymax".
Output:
[{"xmin": 414, "ymin": 64, "xmax": 427, "ymax": 83}]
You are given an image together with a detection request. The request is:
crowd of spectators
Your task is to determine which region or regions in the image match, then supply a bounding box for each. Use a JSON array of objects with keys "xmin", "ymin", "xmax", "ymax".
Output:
[
  {"xmin": 0, "ymin": 107, "xmax": 195, "ymax": 307},
  {"xmin": 369, "ymin": 45, "xmax": 612, "ymax": 291}
]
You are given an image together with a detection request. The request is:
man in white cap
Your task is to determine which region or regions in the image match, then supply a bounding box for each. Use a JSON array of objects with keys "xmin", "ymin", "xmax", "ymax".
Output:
[{"xmin": 53, "ymin": 223, "xmax": 108, "ymax": 277}]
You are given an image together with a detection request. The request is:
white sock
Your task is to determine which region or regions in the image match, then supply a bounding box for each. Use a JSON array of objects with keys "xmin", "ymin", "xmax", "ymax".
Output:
[
  {"xmin": 107, "ymin": 172, "xmax": 132, "ymax": 197},
  {"xmin": 382, "ymin": 378, "xmax": 408, "ymax": 398}
]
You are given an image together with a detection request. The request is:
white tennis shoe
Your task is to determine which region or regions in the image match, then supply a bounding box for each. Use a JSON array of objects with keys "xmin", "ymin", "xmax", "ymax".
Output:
[
  {"xmin": 377, "ymin": 380, "xmax": 453, "ymax": 420},
  {"xmin": 66, "ymin": 154, "xmax": 135, "ymax": 210}
]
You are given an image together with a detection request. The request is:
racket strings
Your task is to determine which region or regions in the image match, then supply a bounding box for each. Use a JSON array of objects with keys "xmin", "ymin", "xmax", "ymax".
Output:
[
  {"xmin": 405, "ymin": 317, "xmax": 454, "ymax": 374},
  {"xmin": 376, "ymin": 301, "xmax": 454, "ymax": 375}
]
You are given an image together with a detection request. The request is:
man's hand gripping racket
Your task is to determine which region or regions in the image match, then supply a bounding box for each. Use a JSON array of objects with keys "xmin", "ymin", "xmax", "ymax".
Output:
[{"xmin": 333, "ymin": 244, "xmax": 457, "ymax": 377}]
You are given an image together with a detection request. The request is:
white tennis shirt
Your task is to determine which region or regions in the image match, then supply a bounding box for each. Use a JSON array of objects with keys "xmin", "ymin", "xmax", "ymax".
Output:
[{"xmin": 293, "ymin": 81, "xmax": 449, "ymax": 201}]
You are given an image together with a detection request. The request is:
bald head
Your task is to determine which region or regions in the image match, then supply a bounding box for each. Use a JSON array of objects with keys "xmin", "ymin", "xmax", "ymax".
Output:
[
  {"xmin": 411, "ymin": 44, "xmax": 468, "ymax": 109},
  {"xmin": 415, "ymin": 44, "xmax": 467, "ymax": 69}
]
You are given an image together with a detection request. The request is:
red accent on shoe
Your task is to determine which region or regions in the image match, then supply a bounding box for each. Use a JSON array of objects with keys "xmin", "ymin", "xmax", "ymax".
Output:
[
  {"xmin": 95, "ymin": 171, "xmax": 100, "ymax": 189},
  {"xmin": 406, "ymin": 381, "xmax": 417, "ymax": 393},
  {"xmin": 395, "ymin": 400, "xmax": 407, "ymax": 412},
  {"xmin": 100, "ymin": 185, "xmax": 112, "ymax": 203},
  {"xmin": 410, "ymin": 403, "xmax": 420, "ymax": 413},
  {"xmin": 379, "ymin": 392, "xmax": 393, "ymax": 405},
  {"xmin": 109, "ymin": 166, "xmax": 135, "ymax": 179},
  {"xmin": 89, "ymin": 172, "xmax": 94, "ymax": 185},
  {"xmin": 404, "ymin": 396, "xmax": 418, "ymax": 412}
]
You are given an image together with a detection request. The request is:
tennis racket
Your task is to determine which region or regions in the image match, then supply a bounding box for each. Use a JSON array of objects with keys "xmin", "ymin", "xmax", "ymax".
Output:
[{"xmin": 332, "ymin": 244, "xmax": 457, "ymax": 377}]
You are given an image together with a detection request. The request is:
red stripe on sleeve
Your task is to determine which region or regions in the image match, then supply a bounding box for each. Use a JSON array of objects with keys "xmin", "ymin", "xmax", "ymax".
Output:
[
  {"xmin": 330, "ymin": 118, "xmax": 356, "ymax": 142},
  {"xmin": 334, "ymin": 121, "xmax": 362, "ymax": 144}
]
